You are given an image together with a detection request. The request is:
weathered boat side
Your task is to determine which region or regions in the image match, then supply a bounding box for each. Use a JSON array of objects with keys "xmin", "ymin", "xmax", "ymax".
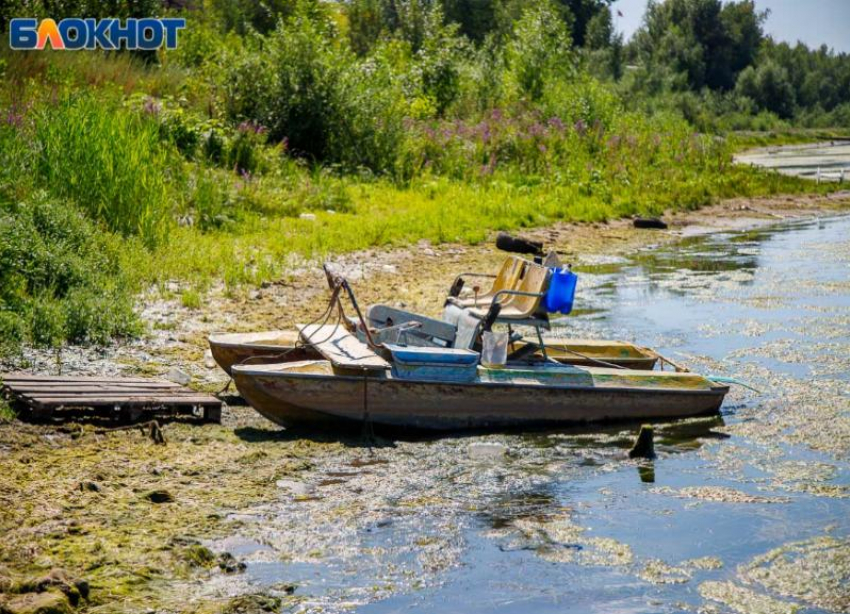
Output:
[
  {"xmin": 520, "ymin": 338, "xmax": 659, "ymax": 370},
  {"xmin": 211, "ymin": 331, "xmax": 659, "ymax": 374},
  {"xmin": 209, "ymin": 331, "xmax": 320, "ymax": 375},
  {"xmin": 232, "ymin": 362, "xmax": 727, "ymax": 432}
]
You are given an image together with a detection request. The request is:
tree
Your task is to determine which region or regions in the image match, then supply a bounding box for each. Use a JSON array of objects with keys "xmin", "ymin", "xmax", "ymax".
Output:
[
  {"xmin": 348, "ymin": 0, "xmax": 389, "ymax": 55},
  {"xmin": 441, "ymin": 0, "xmax": 498, "ymax": 42},
  {"xmin": 413, "ymin": 3, "xmax": 467, "ymax": 114},
  {"xmin": 343, "ymin": 0, "xmax": 610, "ymax": 49},
  {"xmin": 735, "ymin": 59, "xmax": 795, "ymax": 118},
  {"xmin": 561, "ymin": 0, "xmax": 614, "ymax": 47},
  {"xmin": 585, "ymin": 7, "xmax": 623, "ymax": 79},
  {"xmin": 211, "ymin": 0, "xmax": 305, "ymax": 35},
  {"xmin": 507, "ymin": 1, "xmax": 575, "ymax": 101},
  {"xmin": 346, "ymin": 0, "xmax": 446, "ymax": 53},
  {"xmin": 713, "ymin": 0, "xmax": 764, "ymax": 89},
  {"xmin": 634, "ymin": 0, "xmax": 765, "ymax": 91}
]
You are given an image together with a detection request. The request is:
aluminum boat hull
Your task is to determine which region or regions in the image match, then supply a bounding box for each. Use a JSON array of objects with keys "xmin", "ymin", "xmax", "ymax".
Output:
[{"xmin": 232, "ymin": 361, "xmax": 728, "ymax": 432}]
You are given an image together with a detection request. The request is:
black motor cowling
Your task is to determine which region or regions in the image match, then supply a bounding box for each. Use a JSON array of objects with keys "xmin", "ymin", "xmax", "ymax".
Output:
[{"xmin": 496, "ymin": 233, "xmax": 544, "ymax": 256}]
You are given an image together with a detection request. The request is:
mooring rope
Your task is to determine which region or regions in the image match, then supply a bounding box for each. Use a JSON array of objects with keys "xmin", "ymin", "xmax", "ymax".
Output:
[
  {"xmin": 360, "ymin": 367, "xmax": 376, "ymax": 451},
  {"xmin": 219, "ymin": 281, "xmax": 347, "ymax": 396}
]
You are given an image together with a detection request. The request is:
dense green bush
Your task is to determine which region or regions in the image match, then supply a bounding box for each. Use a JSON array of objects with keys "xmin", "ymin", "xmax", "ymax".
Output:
[
  {"xmin": 0, "ymin": 195, "xmax": 140, "ymax": 355},
  {"xmin": 735, "ymin": 60, "xmax": 797, "ymax": 119},
  {"xmin": 256, "ymin": 11, "xmax": 351, "ymax": 159},
  {"xmin": 222, "ymin": 8, "xmax": 409, "ymax": 173}
]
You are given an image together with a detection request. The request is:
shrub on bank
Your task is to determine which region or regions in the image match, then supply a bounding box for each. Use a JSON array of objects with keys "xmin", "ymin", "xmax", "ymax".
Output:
[{"xmin": 0, "ymin": 195, "xmax": 140, "ymax": 357}]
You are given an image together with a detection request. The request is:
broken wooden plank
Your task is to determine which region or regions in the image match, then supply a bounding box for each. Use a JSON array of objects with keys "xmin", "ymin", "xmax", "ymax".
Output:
[
  {"xmin": 1, "ymin": 373, "xmax": 179, "ymax": 384},
  {"xmin": 11, "ymin": 386, "xmax": 206, "ymax": 395},
  {"xmin": 298, "ymin": 324, "xmax": 389, "ymax": 371},
  {"xmin": 22, "ymin": 395, "xmax": 221, "ymax": 406},
  {"xmin": 6, "ymin": 384, "xmax": 187, "ymax": 394}
]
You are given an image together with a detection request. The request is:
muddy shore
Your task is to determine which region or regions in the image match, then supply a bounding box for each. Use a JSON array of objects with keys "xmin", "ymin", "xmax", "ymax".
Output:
[{"xmin": 1, "ymin": 190, "xmax": 849, "ymax": 614}]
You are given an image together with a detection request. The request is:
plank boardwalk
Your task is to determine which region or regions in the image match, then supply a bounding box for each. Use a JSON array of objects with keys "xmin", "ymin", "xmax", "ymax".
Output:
[{"xmin": 0, "ymin": 373, "xmax": 222, "ymax": 422}]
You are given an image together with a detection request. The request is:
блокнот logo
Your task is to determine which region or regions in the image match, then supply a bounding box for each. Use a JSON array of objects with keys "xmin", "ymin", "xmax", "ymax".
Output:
[{"xmin": 9, "ymin": 18, "xmax": 186, "ymax": 50}]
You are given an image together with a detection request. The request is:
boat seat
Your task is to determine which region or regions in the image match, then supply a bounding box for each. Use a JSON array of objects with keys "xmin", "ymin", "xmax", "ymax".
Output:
[
  {"xmin": 465, "ymin": 262, "xmax": 551, "ymax": 325},
  {"xmin": 446, "ymin": 256, "xmax": 527, "ymax": 309}
]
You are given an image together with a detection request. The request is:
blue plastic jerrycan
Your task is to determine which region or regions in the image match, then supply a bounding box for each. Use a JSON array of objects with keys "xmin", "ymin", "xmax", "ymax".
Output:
[{"xmin": 544, "ymin": 267, "xmax": 578, "ymax": 314}]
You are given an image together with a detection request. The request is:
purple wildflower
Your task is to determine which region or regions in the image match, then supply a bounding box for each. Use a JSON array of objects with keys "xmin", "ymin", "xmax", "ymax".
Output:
[
  {"xmin": 574, "ymin": 119, "xmax": 587, "ymax": 136},
  {"xmin": 142, "ymin": 97, "xmax": 162, "ymax": 116},
  {"xmin": 4, "ymin": 100, "xmax": 34, "ymax": 129},
  {"xmin": 528, "ymin": 122, "xmax": 546, "ymax": 137},
  {"xmin": 238, "ymin": 120, "xmax": 266, "ymax": 135},
  {"xmin": 478, "ymin": 121, "xmax": 491, "ymax": 144},
  {"xmin": 480, "ymin": 155, "xmax": 497, "ymax": 176},
  {"xmin": 4, "ymin": 109, "xmax": 23, "ymax": 128}
]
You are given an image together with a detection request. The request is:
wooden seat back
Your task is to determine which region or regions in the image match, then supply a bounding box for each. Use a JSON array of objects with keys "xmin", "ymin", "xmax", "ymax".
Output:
[
  {"xmin": 487, "ymin": 257, "xmax": 526, "ymax": 297},
  {"xmin": 496, "ymin": 262, "xmax": 550, "ymax": 318}
]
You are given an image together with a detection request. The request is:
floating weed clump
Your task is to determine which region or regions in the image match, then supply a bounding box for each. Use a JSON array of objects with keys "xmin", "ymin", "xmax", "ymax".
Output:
[
  {"xmin": 488, "ymin": 513, "xmax": 635, "ymax": 567},
  {"xmin": 699, "ymin": 580, "xmax": 801, "ymax": 614},
  {"xmin": 637, "ymin": 559, "xmax": 692, "ymax": 585},
  {"xmin": 650, "ymin": 486, "xmax": 790, "ymax": 505},
  {"xmin": 740, "ymin": 536, "xmax": 850, "ymax": 612}
]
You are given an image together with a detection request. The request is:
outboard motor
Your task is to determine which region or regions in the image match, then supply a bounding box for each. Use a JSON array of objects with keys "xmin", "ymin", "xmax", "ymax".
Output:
[{"xmin": 495, "ymin": 233, "xmax": 545, "ymax": 264}]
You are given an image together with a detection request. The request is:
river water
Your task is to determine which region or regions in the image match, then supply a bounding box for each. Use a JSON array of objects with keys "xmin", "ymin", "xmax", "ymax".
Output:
[
  {"xmin": 735, "ymin": 142, "xmax": 850, "ymax": 181},
  {"xmin": 211, "ymin": 216, "xmax": 850, "ymax": 614}
]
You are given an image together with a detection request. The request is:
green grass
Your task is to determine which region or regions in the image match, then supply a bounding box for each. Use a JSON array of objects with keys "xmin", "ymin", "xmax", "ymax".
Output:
[
  {"xmin": 32, "ymin": 96, "xmax": 177, "ymax": 247},
  {"xmin": 132, "ymin": 162, "xmax": 838, "ymax": 289},
  {"xmin": 729, "ymin": 128, "xmax": 850, "ymax": 151},
  {"xmin": 0, "ymin": 400, "xmax": 14, "ymax": 422},
  {"xmin": 180, "ymin": 289, "xmax": 203, "ymax": 310}
]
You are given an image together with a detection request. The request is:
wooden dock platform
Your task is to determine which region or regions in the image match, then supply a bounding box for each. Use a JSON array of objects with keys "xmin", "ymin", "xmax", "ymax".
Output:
[{"xmin": 1, "ymin": 373, "xmax": 222, "ymax": 423}]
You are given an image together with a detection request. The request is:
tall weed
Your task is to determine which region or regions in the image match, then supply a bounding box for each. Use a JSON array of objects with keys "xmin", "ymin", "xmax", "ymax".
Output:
[{"xmin": 32, "ymin": 96, "xmax": 175, "ymax": 247}]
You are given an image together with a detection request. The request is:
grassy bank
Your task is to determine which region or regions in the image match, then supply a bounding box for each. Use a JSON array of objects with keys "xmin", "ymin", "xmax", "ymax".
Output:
[
  {"xmin": 729, "ymin": 128, "xmax": 850, "ymax": 151},
  {"xmin": 0, "ymin": 15, "xmax": 843, "ymax": 358}
]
